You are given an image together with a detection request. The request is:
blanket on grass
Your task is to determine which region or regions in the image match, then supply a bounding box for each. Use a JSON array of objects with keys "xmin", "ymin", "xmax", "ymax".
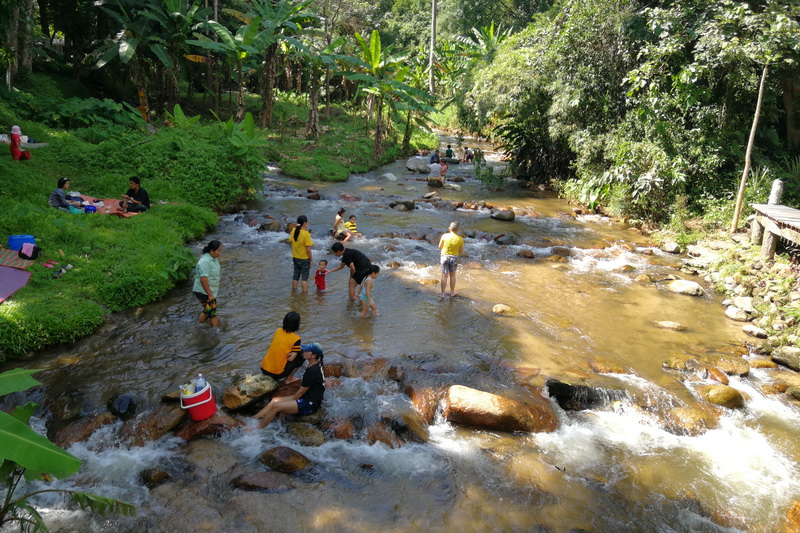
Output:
[
  {"xmin": 0, "ymin": 248, "xmax": 33, "ymax": 269},
  {"xmin": 0, "ymin": 265, "xmax": 31, "ymax": 303},
  {"xmin": 79, "ymin": 195, "xmax": 139, "ymax": 218}
]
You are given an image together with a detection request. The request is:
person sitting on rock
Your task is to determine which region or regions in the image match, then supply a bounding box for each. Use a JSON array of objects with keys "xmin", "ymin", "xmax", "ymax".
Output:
[
  {"xmin": 428, "ymin": 160, "xmax": 444, "ymax": 187},
  {"xmin": 430, "ymin": 149, "xmax": 441, "ymax": 164},
  {"xmin": 261, "ymin": 311, "xmax": 305, "ymax": 384},
  {"xmin": 254, "ymin": 342, "xmax": 325, "ymax": 428},
  {"xmin": 445, "ymin": 144, "xmax": 454, "ymax": 159}
]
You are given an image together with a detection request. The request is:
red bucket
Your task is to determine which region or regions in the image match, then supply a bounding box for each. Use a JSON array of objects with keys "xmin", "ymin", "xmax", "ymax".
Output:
[{"xmin": 180, "ymin": 383, "xmax": 217, "ymax": 421}]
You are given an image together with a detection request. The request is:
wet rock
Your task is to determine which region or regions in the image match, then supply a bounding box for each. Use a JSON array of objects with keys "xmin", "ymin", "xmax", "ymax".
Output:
[
  {"xmin": 550, "ymin": 246, "xmax": 572, "ymax": 257},
  {"xmin": 444, "ymin": 385, "xmax": 558, "ymax": 433},
  {"xmin": 666, "ymin": 280, "xmax": 704, "ymax": 297},
  {"xmin": 381, "ymin": 173, "xmax": 397, "ymax": 181},
  {"xmin": 654, "ymin": 321, "xmax": 688, "ymax": 331},
  {"xmin": 306, "ymin": 192, "xmax": 321, "ymax": 200},
  {"xmin": 663, "ymin": 404, "xmax": 720, "ymax": 436},
  {"xmin": 443, "ymin": 183, "xmax": 462, "ymax": 192},
  {"xmin": 545, "ymin": 379, "xmax": 628, "ymax": 411},
  {"xmin": 389, "ymin": 200, "xmax": 415, "ymax": 211},
  {"xmin": 492, "ymin": 304, "xmax": 513, "ymax": 315},
  {"xmin": 231, "ymin": 471, "xmax": 294, "ymax": 492},
  {"xmin": 286, "ymin": 423, "xmax": 325, "ymax": 446},
  {"xmin": 490, "ymin": 209, "xmax": 515, "ymax": 221},
  {"xmin": 46, "ymin": 391, "xmax": 85, "ymax": 422},
  {"xmin": 635, "ymin": 274, "xmax": 654, "ymax": 283},
  {"xmin": 349, "ymin": 357, "xmax": 389, "ymax": 380},
  {"xmin": 702, "ymin": 365, "xmax": 729, "ymax": 385},
  {"xmin": 326, "ymin": 417, "xmax": 355, "ymax": 440},
  {"xmin": 107, "ymin": 393, "xmax": 137, "ymax": 420},
  {"xmin": 748, "ymin": 356, "xmax": 777, "ymax": 368},
  {"xmin": 516, "ymin": 249, "xmax": 535, "ymax": 259},
  {"xmin": 140, "ymin": 468, "xmax": 170, "ymax": 489},
  {"xmin": 663, "ymin": 356, "xmax": 693, "ymax": 371},
  {"xmin": 712, "ymin": 356, "xmax": 750, "ymax": 376},
  {"xmin": 50, "ymin": 412, "xmax": 116, "ymax": 448},
  {"xmin": 259, "ymin": 446, "xmax": 312, "ymax": 473},
  {"xmin": 173, "ymin": 411, "xmax": 244, "ymax": 441},
  {"xmin": 404, "ymin": 383, "xmax": 440, "ymax": 424},
  {"xmin": 387, "ymin": 410, "xmax": 430, "ymax": 443},
  {"xmin": 588, "ymin": 359, "xmax": 625, "ymax": 374},
  {"xmin": 222, "ymin": 374, "xmax": 278, "ymax": 411},
  {"xmin": 119, "ymin": 404, "xmax": 187, "ymax": 447},
  {"xmin": 742, "ymin": 324, "xmax": 767, "ymax": 338},
  {"xmin": 783, "ymin": 501, "xmax": 800, "ymax": 533},
  {"xmin": 406, "ymin": 156, "xmax": 429, "ymax": 173},
  {"xmin": 725, "ymin": 306, "xmax": 750, "ymax": 322},
  {"xmin": 292, "ymin": 408, "xmax": 325, "ymax": 426},
  {"xmin": 494, "ymin": 233, "xmax": 519, "ymax": 246},
  {"xmin": 423, "ymin": 191, "xmax": 439, "ymax": 199},
  {"xmin": 772, "ymin": 346, "xmax": 800, "ymax": 372},
  {"xmin": 366, "ymin": 422, "xmax": 404, "ymax": 448},
  {"xmin": 787, "ymin": 386, "xmax": 800, "ymax": 401},
  {"xmin": 695, "ymin": 384, "xmax": 745, "ymax": 409},
  {"xmin": 258, "ymin": 220, "xmax": 282, "ymax": 232}
]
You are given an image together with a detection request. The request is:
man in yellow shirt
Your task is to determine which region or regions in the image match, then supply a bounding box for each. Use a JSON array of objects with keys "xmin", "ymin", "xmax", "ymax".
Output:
[{"xmin": 438, "ymin": 221, "xmax": 465, "ymax": 298}]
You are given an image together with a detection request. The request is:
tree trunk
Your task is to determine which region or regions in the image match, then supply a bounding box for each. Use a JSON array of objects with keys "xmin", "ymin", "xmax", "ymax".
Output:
[
  {"xmin": 131, "ymin": 61, "xmax": 150, "ymax": 123},
  {"xmin": 783, "ymin": 69, "xmax": 800, "ymax": 152},
  {"xmin": 6, "ymin": 3, "xmax": 19, "ymax": 88},
  {"xmin": 306, "ymin": 65, "xmax": 321, "ymax": 140},
  {"xmin": 259, "ymin": 44, "xmax": 278, "ymax": 128},
  {"xmin": 402, "ymin": 110, "xmax": 413, "ymax": 153},
  {"xmin": 731, "ymin": 63, "xmax": 769, "ymax": 233},
  {"xmin": 18, "ymin": 0, "xmax": 34, "ymax": 72},
  {"xmin": 373, "ymin": 96, "xmax": 384, "ymax": 158},
  {"xmin": 428, "ymin": 0, "xmax": 436, "ymax": 94}
]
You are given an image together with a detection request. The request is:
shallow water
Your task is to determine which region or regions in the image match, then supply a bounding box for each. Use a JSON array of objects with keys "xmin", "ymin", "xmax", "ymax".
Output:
[{"xmin": 3, "ymin": 139, "xmax": 800, "ymax": 533}]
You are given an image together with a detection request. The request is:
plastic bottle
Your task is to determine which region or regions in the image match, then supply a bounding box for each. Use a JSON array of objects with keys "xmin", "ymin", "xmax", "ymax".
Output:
[{"xmin": 195, "ymin": 374, "xmax": 206, "ymax": 392}]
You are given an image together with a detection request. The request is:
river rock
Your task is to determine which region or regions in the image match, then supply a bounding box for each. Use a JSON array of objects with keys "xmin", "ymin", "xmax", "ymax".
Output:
[
  {"xmin": 663, "ymin": 404, "xmax": 720, "ymax": 436},
  {"xmin": 258, "ymin": 220, "xmax": 282, "ymax": 232},
  {"xmin": 423, "ymin": 191, "xmax": 439, "ymax": 199},
  {"xmin": 725, "ymin": 306, "xmax": 750, "ymax": 321},
  {"xmin": 231, "ymin": 471, "xmax": 295, "ymax": 492},
  {"xmin": 491, "ymin": 209, "xmax": 515, "ymax": 221},
  {"xmin": 381, "ymin": 172, "xmax": 397, "ymax": 181},
  {"xmin": 140, "ymin": 468, "xmax": 170, "ymax": 489},
  {"xmin": 326, "ymin": 417, "xmax": 355, "ymax": 440},
  {"xmin": 443, "ymin": 183, "xmax": 462, "ymax": 191},
  {"xmin": 119, "ymin": 404, "xmax": 187, "ymax": 446},
  {"xmin": 492, "ymin": 304, "xmax": 513, "ymax": 315},
  {"xmin": 50, "ymin": 412, "xmax": 116, "ymax": 448},
  {"xmin": 286, "ymin": 423, "xmax": 325, "ymax": 446},
  {"xmin": 389, "ymin": 200, "xmax": 415, "ymax": 211},
  {"xmin": 550, "ymin": 246, "xmax": 571, "ymax": 257},
  {"xmin": 494, "ymin": 233, "xmax": 519, "ymax": 246},
  {"xmin": 635, "ymin": 274, "xmax": 653, "ymax": 283},
  {"xmin": 222, "ymin": 374, "xmax": 278, "ymax": 410},
  {"xmin": 517, "ymin": 249, "xmax": 535, "ymax": 259},
  {"xmin": 406, "ymin": 156, "xmax": 429, "ymax": 173},
  {"xmin": 45, "ymin": 391, "xmax": 85, "ymax": 422},
  {"xmin": 404, "ymin": 383, "xmax": 440, "ymax": 424},
  {"xmin": 545, "ymin": 379, "xmax": 628, "ymax": 411},
  {"xmin": 259, "ymin": 446, "xmax": 312, "ymax": 473},
  {"xmin": 367, "ymin": 421, "xmax": 404, "ymax": 448},
  {"xmin": 787, "ymin": 386, "xmax": 800, "ymax": 401},
  {"xmin": 733, "ymin": 296, "xmax": 756, "ymax": 314},
  {"xmin": 702, "ymin": 365, "xmax": 729, "ymax": 385},
  {"xmin": 388, "ymin": 410, "xmax": 430, "ymax": 443},
  {"xmin": 666, "ymin": 280, "xmax": 704, "ymax": 296},
  {"xmin": 173, "ymin": 411, "xmax": 244, "ymax": 441},
  {"xmin": 654, "ymin": 321, "xmax": 688, "ymax": 331},
  {"xmin": 107, "ymin": 393, "xmax": 137, "ymax": 420},
  {"xmin": 588, "ymin": 359, "xmax": 625, "ymax": 374},
  {"xmin": 712, "ymin": 356, "xmax": 750, "ymax": 376},
  {"xmin": 695, "ymin": 384, "xmax": 745, "ymax": 409},
  {"xmin": 444, "ymin": 385, "xmax": 558, "ymax": 433},
  {"xmin": 742, "ymin": 324, "xmax": 767, "ymax": 338},
  {"xmin": 772, "ymin": 346, "xmax": 800, "ymax": 372}
]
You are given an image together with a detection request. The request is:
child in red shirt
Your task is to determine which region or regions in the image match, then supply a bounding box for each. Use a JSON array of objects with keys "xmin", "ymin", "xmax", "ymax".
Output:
[{"xmin": 314, "ymin": 259, "xmax": 328, "ymax": 292}]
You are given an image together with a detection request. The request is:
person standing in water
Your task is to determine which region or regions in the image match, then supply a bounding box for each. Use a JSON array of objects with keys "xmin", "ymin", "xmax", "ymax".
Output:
[
  {"xmin": 359, "ymin": 265, "xmax": 380, "ymax": 318},
  {"xmin": 254, "ymin": 342, "xmax": 325, "ymax": 428},
  {"xmin": 327, "ymin": 242, "xmax": 374, "ymax": 301},
  {"xmin": 290, "ymin": 215, "xmax": 314, "ymax": 293},
  {"xmin": 193, "ymin": 240, "xmax": 222, "ymax": 326},
  {"xmin": 438, "ymin": 221, "xmax": 464, "ymax": 298}
]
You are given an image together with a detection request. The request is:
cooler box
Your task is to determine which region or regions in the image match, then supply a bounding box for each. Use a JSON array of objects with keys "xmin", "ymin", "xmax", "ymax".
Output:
[
  {"xmin": 180, "ymin": 383, "xmax": 217, "ymax": 421},
  {"xmin": 84, "ymin": 205, "xmax": 97, "ymax": 214},
  {"xmin": 8, "ymin": 235, "xmax": 35, "ymax": 251}
]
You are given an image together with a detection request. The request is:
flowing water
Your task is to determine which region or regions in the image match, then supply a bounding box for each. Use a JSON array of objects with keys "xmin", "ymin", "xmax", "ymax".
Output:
[{"xmin": 3, "ymin": 137, "xmax": 800, "ymax": 533}]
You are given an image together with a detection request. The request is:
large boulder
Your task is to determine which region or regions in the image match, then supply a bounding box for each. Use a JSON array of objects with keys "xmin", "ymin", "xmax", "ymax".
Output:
[
  {"xmin": 491, "ymin": 209, "xmax": 515, "ymax": 222},
  {"xmin": 389, "ymin": 200, "xmax": 416, "ymax": 211},
  {"xmin": 222, "ymin": 374, "xmax": 278, "ymax": 410},
  {"xmin": 444, "ymin": 385, "xmax": 558, "ymax": 433},
  {"xmin": 50, "ymin": 412, "xmax": 116, "ymax": 448},
  {"xmin": 381, "ymin": 172, "xmax": 398, "ymax": 181},
  {"xmin": 119, "ymin": 404, "xmax": 187, "ymax": 447},
  {"xmin": 406, "ymin": 156, "xmax": 429, "ymax": 173},
  {"xmin": 404, "ymin": 383, "xmax": 440, "ymax": 424},
  {"xmin": 695, "ymin": 384, "xmax": 745, "ymax": 409},
  {"xmin": 666, "ymin": 279, "xmax": 704, "ymax": 297},
  {"xmin": 107, "ymin": 393, "xmax": 137, "ymax": 420},
  {"xmin": 173, "ymin": 411, "xmax": 245, "ymax": 441},
  {"xmin": 545, "ymin": 379, "xmax": 628, "ymax": 411},
  {"xmin": 366, "ymin": 421, "xmax": 404, "ymax": 448},
  {"xmin": 773, "ymin": 347, "xmax": 800, "ymax": 372},
  {"xmin": 231, "ymin": 471, "xmax": 294, "ymax": 492},
  {"xmin": 286, "ymin": 423, "xmax": 325, "ymax": 446},
  {"xmin": 725, "ymin": 306, "xmax": 750, "ymax": 322},
  {"xmin": 259, "ymin": 446, "xmax": 312, "ymax": 473},
  {"xmin": 711, "ymin": 356, "xmax": 750, "ymax": 376},
  {"xmin": 662, "ymin": 404, "xmax": 720, "ymax": 436}
]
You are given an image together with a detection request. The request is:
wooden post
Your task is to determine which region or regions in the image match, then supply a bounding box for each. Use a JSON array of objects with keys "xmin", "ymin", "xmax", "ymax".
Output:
[{"xmin": 761, "ymin": 179, "xmax": 784, "ymax": 261}]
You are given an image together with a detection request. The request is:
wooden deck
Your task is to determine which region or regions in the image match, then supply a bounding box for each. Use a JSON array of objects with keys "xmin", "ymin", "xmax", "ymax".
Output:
[{"xmin": 751, "ymin": 204, "xmax": 800, "ymax": 243}]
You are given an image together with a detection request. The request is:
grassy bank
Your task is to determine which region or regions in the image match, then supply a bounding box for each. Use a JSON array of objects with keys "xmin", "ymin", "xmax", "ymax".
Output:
[{"xmin": 0, "ymin": 84, "xmax": 436, "ymax": 361}]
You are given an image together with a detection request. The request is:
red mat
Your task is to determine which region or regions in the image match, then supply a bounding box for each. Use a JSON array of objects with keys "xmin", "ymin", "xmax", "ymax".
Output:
[
  {"xmin": 79, "ymin": 196, "xmax": 138, "ymax": 218},
  {"xmin": 0, "ymin": 265, "xmax": 31, "ymax": 303}
]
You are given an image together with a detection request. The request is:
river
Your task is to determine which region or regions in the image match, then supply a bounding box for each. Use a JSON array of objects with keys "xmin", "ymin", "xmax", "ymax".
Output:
[{"xmin": 3, "ymin": 137, "xmax": 800, "ymax": 533}]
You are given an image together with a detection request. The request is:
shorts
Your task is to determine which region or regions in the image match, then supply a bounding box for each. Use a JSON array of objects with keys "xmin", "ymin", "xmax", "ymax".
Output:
[
  {"xmin": 352, "ymin": 268, "xmax": 370, "ymax": 285},
  {"xmin": 296, "ymin": 398, "xmax": 319, "ymax": 416},
  {"xmin": 292, "ymin": 257, "xmax": 311, "ymax": 281},
  {"xmin": 441, "ymin": 255, "xmax": 458, "ymax": 274}
]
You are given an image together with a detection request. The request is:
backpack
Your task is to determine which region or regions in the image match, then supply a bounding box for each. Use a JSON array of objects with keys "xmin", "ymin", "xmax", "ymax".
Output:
[{"xmin": 18, "ymin": 244, "xmax": 40, "ymax": 260}]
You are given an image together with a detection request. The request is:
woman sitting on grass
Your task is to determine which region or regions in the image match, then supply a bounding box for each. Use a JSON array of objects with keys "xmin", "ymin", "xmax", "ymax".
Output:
[{"xmin": 9, "ymin": 125, "xmax": 31, "ymax": 161}]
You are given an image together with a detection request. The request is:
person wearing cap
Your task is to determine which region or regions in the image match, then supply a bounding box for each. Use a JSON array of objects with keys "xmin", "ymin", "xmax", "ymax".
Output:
[
  {"xmin": 9, "ymin": 125, "xmax": 31, "ymax": 161},
  {"xmin": 438, "ymin": 221, "xmax": 465, "ymax": 298},
  {"xmin": 254, "ymin": 342, "xmax": 325, "ymax": 428},
  {"xmin": 261, "ymin": 311, "xmax": 305, "ymax": 384},
  {"xmin": 327, "ymin": 242, "xmax": 374, "ymax": 301},
  {"xmin": 48, "ymin": 177, "xmax": 81, "ymax": 211}
]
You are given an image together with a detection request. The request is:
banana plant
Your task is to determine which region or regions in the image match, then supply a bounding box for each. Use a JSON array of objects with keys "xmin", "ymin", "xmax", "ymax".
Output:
[{"xmin": 0, "ymin": 368, "xmax": 135, "ymax": 530}]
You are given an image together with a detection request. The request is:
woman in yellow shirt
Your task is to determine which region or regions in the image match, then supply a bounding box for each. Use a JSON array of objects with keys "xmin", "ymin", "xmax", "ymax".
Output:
[
  {"xmin": 261, "ymin": 311, "xmax": 304, "ymax": 383},
  {"xmin": 290, "ymin": 215, "xmax": 314, "ymax": 293}
]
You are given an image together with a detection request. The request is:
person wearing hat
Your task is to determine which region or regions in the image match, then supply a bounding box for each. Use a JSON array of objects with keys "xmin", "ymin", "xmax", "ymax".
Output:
[
  {"xmin": 254, "ymin": 342, "xmax": 325, "ymax": 429},
  {"xmin": 9, "ymin": 125, "xmax": 31, "ymax": 161}
]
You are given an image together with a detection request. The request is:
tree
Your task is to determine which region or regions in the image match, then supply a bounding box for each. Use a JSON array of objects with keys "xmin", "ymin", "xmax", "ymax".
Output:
[{"xmin": 0, "ymin": 368, "xmax": 135, "ymax": 530}]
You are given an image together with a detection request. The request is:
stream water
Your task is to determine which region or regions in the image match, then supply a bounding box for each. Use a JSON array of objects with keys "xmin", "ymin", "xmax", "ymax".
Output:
[{"xmin": 3, "ymin": 137, "xmax": 800, "ymax": 533}]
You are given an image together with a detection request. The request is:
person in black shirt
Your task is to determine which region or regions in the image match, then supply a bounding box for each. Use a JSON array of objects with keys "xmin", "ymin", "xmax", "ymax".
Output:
[
  {"xmin": 327, "ymin": 242, "xmax": 374, "ymax": 301},
  {"xmin": 254, "ymin": 342, "xmax": 325, "ymax": 428},
  {"xmin": 119, "ymin": 176, "xmax": 151, "ymax": 213}
]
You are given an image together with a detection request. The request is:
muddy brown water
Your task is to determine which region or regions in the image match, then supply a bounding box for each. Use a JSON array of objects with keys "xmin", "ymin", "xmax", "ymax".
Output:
[{"xmin": 3, "ymin": 138, "xmax": 800, "ymax": 533}]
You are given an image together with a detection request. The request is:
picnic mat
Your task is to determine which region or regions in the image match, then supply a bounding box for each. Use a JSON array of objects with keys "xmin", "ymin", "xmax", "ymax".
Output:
[
  {"xmin": 78, "ymin": 196, "xmax": 138, "ymax": 218},
  {"xmin": 0, "ymin": 248, "xmax": 33, "ymax": 269},
  {"xmin": 0, "ymin": 265, "xmax": 31, "ymax": 303}
]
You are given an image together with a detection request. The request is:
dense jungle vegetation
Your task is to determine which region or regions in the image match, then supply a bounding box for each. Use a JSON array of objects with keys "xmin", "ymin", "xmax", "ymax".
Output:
[{"xmin": 0, "ymin": 0, "xmax": 798, "ymax": 360}]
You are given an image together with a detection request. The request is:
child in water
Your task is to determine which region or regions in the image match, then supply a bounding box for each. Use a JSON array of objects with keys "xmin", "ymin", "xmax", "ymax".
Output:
[
  {"xmin": 314, "ymin": 259, "xmax": 328, "ymax": 292},
  {"xmin": 359, "ymin": 265, "xmax": 380, "ymax": 318},
  {"xmin": 344, "ymin": 215, "xmax": 361, "ymax": 238}
]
